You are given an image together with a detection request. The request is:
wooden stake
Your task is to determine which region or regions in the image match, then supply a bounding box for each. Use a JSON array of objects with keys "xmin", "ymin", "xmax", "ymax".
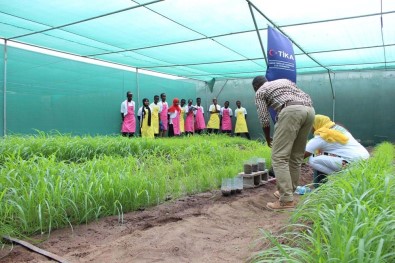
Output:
[{"xmin": 2, "ymin": 236, "xmax": 70, "ymax": 263}]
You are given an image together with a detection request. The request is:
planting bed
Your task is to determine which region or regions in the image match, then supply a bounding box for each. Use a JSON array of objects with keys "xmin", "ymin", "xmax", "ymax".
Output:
[
  {"xmin": 0, "ymin": 165, "xmax": 313, "ymax": 263},
  {"xmin": 6, "ymin": 136, "xmax": 381, "ymax": 262}
]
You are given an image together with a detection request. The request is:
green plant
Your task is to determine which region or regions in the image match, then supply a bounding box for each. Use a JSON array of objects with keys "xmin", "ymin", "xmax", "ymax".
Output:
[
  {"xmin": 251, "ymin": 142, "xmax": 395, "ymax": 263},
  {"xmin": 0, "ymin": 134, "xmax": 271, "ymax": 240}
]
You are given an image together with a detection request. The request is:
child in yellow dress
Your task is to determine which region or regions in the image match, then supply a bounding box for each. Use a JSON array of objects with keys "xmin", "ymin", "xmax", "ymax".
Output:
[
  {"xmin": 138, "ymin": 98, "xmax": 154, "ymax": 139},
  {"xmin": 234, "ymin": 100, "xmax": 251, "ymax": 140}
]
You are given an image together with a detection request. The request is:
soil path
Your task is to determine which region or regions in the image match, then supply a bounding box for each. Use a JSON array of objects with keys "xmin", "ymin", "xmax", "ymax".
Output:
[{"xmin": 1, "ymin": 166, "xmax": 312, "ymax": 263}]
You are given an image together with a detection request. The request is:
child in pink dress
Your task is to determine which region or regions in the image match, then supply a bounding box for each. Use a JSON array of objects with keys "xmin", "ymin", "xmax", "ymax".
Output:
[
  {"xmin": 168, "ymin": 98, "xmax": 181, "ymax": 137},
  {"xmin": 120, "ymin": 91, "xmax": 136, "ymax": 137},
  {"xmin": 184, "ymin": 99, "xmax": 195, "ymax": 135},
  {"xmin": 220, "ymin": 101, "xmax": 232, "ymax": 135},
  {"xmin": 194, "ymin": 97, "xmax": 206, "ymax": 134},
  {"xmin": 159, "ymin": 93, "xmax": 168, "ymax": 137}
]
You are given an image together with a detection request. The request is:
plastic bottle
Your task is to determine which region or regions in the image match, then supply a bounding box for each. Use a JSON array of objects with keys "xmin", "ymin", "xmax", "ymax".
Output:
[{"xmin": 295, "ymin": 186, "xmax": 311, "ymax": 195}]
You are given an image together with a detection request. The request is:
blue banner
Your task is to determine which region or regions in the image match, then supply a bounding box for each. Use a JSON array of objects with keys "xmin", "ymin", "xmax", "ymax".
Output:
[
  {"xmin": 265, "ymin": 26, "xmax": 296, "ymax": 122},
  {"xmin": 266, "ymin": 26, "xmax": 296, "ymax": 82}
]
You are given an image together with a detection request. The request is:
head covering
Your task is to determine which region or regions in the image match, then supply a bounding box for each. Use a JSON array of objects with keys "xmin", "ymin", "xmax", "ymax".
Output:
[
  {"xmin": 168, "ymin": 98, "xmax": 181, "ymax": 113},
  {"xmin": 313, "ymin": 115, "xmax": 348, "ymax": 144}
]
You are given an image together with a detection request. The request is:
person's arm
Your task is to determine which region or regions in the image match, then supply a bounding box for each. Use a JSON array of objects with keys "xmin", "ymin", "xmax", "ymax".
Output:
[
  {"xmin": 263, "ymin": 126, "xmax": 272, "ymax": 147},
  {"xmin": 304, "ymin": 151, "xmax": 313, "ymax": 159},
  {"xmin": 304, "ymin": 137, "xmax": 322, "ymax": 159},
  {"xmin": 255, "ymin": 91, "xmax": 270, "ymax": 129},
  {"xmin": 120, "ymin": 102, "xmax": 125, "ymax": 121},
  {"xmin": 137, "ymin": 107, "xmax": 142, "ymax": 122},
  {"xmin": 254, "ymin": 93, "xmax": 272, "ymax": 146},
  {"xmin": 209, "ymin": 105, "xmax": 214, "ymax": 114}
]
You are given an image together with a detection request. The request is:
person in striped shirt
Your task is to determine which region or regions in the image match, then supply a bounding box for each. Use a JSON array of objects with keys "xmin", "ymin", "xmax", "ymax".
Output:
[{"xmin": 252, "ymin": 76, "xmax": 315, "ymax": 210}]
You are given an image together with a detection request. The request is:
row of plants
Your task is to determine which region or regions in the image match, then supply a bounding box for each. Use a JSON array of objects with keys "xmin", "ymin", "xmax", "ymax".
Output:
[
  {"xmin": 252, "ymin": 142, "xmax": 395, "ymax": 263},
  {"xmin": 0, "ymin": 133, "xmax": 177, "ymax": 163},
  {"xmin": 0, "ymin": 134, "xmax": 270, "ymax": 240}
]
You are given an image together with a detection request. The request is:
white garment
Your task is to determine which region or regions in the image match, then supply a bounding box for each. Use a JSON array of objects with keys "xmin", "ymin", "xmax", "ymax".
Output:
[
  {"xmin": 186, "ymin": 105, "xmax": 195, "ymax": 113},
  {"xmin": 193, "ymin": 105, "xmax": 204, "ymax": 115},
  {"xmin": 306, "ymin": 125, "xmax": 370, "ymax": 174},
  {"xmin": 234, "ymin": 107, "xmax": 247, "ymax": 115},
  {"xmin": 220, "ymin": 107, "xmax": 233, "ymax": 116},
  {"xmin": 208, "ymin": 104, "xmax": 221, "ymax": 112},
  {"xmin": 309, "ymin": 155, "xmax": 346, "ymax": 174},
  {"xmin": 168, "ymin": 111, "xmax": 178, "ymax": 124},
  {"xmin": 149, "ymin": 102, "xmax": 162, "ymax": 113},
  {"xmin": 120, "ymin": 100, "xmax": 135, "ymax": 116},
  {"xmin": 137, "ymin": 106, "xmax": 153, "ymax": 118},
  {"xmin": 158, "ymin": 101, "xmax": 168, "ymax": 110}
]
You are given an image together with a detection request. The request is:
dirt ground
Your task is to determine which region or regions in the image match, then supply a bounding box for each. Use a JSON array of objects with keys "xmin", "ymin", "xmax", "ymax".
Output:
[{"xmin": 0, "ymin": 165, "xmax": 313, "ymax": 263}]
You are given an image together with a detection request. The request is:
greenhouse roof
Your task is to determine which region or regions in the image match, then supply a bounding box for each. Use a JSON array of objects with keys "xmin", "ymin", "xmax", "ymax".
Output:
[{"xmin": 1, "ymin": 0, "xmax": 395, "ymax": 81}]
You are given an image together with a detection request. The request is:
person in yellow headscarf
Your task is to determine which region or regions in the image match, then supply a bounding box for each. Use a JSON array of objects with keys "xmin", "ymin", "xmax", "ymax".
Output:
[
  {"xmin": 311, "ymin": 114, "xmax": 349, "ymax": 144},
  {"xmin": 207, "ymin": 98, "xmax": 221, "ymax": 134},
  {"xmin": 303, "ymin": 114, "xmax": 369, "ymax": 187}
]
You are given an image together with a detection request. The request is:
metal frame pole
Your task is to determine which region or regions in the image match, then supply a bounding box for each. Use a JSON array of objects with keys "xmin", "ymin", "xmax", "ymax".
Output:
[
  {"xmin": 10, "ymin": 0, "xmax": 165, "ymax": 40},
  {"xmin": 247, "ymin": 1, "xmax": 268, "ymax": 65},
  {"xmin": 136, "ymin": 68, "xmax": 140, "ymax": 106},
  {"xmin": 216, "ymin": 79, "xmax": 228, "ymax": 100},
  {"xmin": 3, "ymin": 39, "xmax": 7, "ymax": 136},
  {"xmin": 327, "ymin": 70, "xmax": 335, "ymax": 121},
  {"xmin": 247, "ymin": 0, "xmax": 333, "ymax": 74},
  {"xmin": 135, "ymin": 68, "xmax": 141, "ymax": 135}
]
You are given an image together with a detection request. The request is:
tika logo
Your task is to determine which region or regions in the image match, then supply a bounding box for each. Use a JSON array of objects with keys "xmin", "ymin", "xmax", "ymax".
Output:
[{"xmin": 268, "ymin": 49, "xmax": 294, "ymax": 60}]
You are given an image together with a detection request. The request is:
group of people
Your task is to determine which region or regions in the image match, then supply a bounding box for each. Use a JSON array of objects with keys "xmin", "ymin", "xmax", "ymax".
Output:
[
  {"xmin": 252, "ymin": 76, "xmax": 370, "ymax": 210},
  {"xmin": 122, "ymin": 77, "xmax": 370, "ymax": 211},
  {"xmin": 121, "ymin": 93, "xmax": 251, "ymax": 139}
]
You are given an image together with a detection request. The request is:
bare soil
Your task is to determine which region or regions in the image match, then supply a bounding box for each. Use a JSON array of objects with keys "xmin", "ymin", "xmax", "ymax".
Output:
[{"xmin": 0, "ymin": 165, "xmax": 313, "ymax": 263}]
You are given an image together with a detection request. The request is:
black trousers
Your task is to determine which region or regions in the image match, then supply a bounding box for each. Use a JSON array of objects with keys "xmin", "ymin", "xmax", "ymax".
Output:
[
  {"xmin": 168, "ymin": 124, "xmax": 175, "ymax": 137},
  {"xmin": 235, "ymin": 132, "xmax": 251, "ymax": 140},
  {"xmin": 122, "ymin": 132, "xmax": 134, "ymax": 138},
  {"xmin": 313, "ymin": 170, "xmax": 328, "ymax": 188}
]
